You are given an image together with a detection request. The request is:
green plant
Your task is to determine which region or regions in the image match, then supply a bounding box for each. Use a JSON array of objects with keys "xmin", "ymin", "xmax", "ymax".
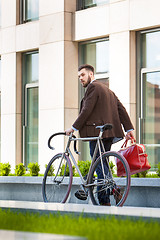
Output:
[
  {"xmin": 132, "ymin": 170, "xmax": 149, "ymax": 178},
  {"xmin": 0, "ymin": 209, "xmax": 160, "ymax": 240},
  {"xmin": 109, "ymin": 161, "xmax": 115, "ymax": 175},
  {"xmin": 45, "ymin": 164, "xmax": 55, "ymax": 176},
  {"xmin": 15, "ymin": 163, "xmax": 26, "ymax": 176},
  {"xmin": 78, "ymin": 160, "xmax": 91, "ymax": 177},
  {"xmin": 27, "ymin": 162, "xmax": 40, "ymax": 176},
  {"xmin": 60, "ymin": 164, "xmax": 75, "ymax": 176},
  {"xmin": 156, "ymin": 162, "xmax": 160, "ymax": 177},
  {"xmin": 139, "ymin": 170, "xmax": 149, "ymax": 177},
  {"xmin": 0, "ymin": 162, "xmax": 11, "ymax": 176}
]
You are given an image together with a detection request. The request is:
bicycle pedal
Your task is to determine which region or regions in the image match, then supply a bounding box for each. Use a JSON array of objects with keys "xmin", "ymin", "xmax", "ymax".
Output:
[{"xmin": 75, "ymin": 189, "xmax": 88, "ymax": 201}]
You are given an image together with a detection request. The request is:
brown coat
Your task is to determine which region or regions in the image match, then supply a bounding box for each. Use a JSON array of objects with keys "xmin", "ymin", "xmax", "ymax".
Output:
[{"xmin": 73, "ymin": 80, "xmax": 134, "ymax": 139}]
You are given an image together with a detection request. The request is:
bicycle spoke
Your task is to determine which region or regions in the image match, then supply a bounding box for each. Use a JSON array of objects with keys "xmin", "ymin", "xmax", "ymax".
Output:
[
  {"xmin": 42, "ymin": 153, "xmax": 73, "ymax": 203},
  {"xmin": 88, "ymin": 151, "xmax": 131, "ymax": 206}
]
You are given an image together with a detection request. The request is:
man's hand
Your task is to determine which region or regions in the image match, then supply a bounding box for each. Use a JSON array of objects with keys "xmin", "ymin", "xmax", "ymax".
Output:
[
  {"xmin": 125, "ymin": 130, "xmax": 135, "ymax": 141},
  {"xmin": 65, "ymin": 128, "xmax": 74, "ymax": 136}
]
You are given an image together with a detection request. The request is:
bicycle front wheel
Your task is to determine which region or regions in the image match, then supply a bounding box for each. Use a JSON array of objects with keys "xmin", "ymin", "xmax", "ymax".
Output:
[
  {"xmin": 88, "ymin": 151, "xmax": 131, "ymax": 207},
  {"xmin": 42, "ymin": 153, "xmax": 73, "ymax": 203}
]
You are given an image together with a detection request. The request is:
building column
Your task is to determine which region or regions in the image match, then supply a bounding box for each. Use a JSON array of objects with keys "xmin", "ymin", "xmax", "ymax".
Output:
[
  {"xmin": 1, "ymin": 0, "xmax": 17, "ymax": 171},
  {"xmin": 39, "ymin": 0, "xmax": 78, "ymax": 172}
]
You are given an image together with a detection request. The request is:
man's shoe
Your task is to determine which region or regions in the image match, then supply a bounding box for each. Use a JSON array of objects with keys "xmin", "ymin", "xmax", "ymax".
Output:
[{"xmin": 75, "ymin": 189, "xmax": 88, "ymax": 200}]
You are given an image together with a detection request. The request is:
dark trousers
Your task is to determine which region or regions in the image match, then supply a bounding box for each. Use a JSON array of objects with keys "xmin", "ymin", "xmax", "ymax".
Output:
[{"xmin": 89, "ymin": 138, "xmax": 113, "ymax": 204}]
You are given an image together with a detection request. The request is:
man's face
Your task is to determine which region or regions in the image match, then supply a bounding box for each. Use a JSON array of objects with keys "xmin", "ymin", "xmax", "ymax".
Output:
[{"xmin": 78, "ymin": 68, "xmax": 92, "ymax": 88}]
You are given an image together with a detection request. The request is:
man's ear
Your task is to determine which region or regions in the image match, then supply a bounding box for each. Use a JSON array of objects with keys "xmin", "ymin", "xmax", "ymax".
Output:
[{"xmin": 89, "ymin": 71, "xmax": 93, "ymax": 78}]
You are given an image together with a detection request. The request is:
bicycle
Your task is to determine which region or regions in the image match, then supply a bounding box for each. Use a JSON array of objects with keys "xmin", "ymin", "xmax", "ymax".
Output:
[{"xmin": 42, "ymin": 124, "xmax": 131, "ymax": 206}]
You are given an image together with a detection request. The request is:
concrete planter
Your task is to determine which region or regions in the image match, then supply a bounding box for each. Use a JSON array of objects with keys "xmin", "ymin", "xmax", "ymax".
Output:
[{"xmin": 0, "ymin": 176, "xmax": 159, "ymax": 208}]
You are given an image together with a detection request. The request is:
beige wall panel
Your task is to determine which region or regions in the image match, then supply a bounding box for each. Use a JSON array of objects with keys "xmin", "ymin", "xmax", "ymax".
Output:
[
  {"xmin": 110, "ymin": 0, "xmax": 129, "ymax": 33},
  {"xmin": 64, "ymin": 0, "xmax": 76, "ymax": 12},
  {"xmin": 39, "ymin": 42, "xmax": 64, "ymax": 110},
  {"xmin": 109, "ymin": 32, "xmax": 130, "ymax": 105},
  {"xmin": 0, "ymin": 32, "xmax": 2, "ymax": 55},
  {"xmin": 64, "ymin": 12, "xmax": 72, "ymax": 41},
  {"xmin": 16, "ymin": 21, "xmax": 39, "ymax": 52},
  {"xmin": 39, "ymin": 0, "xmax": 64, "ymax": 17},
  {"xmin": 1, "ymin": 0, "xmax": 16, "ymax": 28},
  {"xmin": 40, "ymin": 13, "xmax": 64, "ymax": 44},
  {"xmin": 1, "ymin": 114, "xmax": 16, "ymax": 171},
  {"xmin": 16, "ymin": 113, "xmax": 22, "ymax": 165},
  {"xmin": 74, "ymin": 5, "xmax": 109, "ymax": 41},
  {"xmin": 39, "ymin": 108, "xmax": 64, "ymax": 173},
  {"xmin": 64, "ymin": 41, "xmax": 78, "ymax": 109},
  {"xmin": 110, "ymin": 0, "xmax": 126, "ymax": 3},
  {"xmin": 1, "ymin": 53, "xmax": 16, "ymax": 115},
  {"xmin": 1, "ymin": 27, "xmax": 16, "ymax": 54},
  {"xmin": 64, "ymin": 108, "xmax": 79, "ymax": 162},
  {"xmin": 64, "ymin": 108, "xmax": 79, "ymax": 131},
  {"xmin": 130, "ymin": 0, "xmax": 160, "ymax": 30}
]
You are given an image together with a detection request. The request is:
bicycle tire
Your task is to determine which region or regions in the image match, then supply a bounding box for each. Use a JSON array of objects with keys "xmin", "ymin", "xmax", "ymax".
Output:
[
  {"xmin": 42, "ymin": 153, "xmax": 73, "ymax": 203},
  {"xmin": 88, "ymin": 151, "xmax": 131, "ymax": 207}
]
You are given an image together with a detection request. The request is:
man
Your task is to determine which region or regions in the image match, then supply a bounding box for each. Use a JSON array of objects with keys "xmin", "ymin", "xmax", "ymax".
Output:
[{"xmin": 65, "ymin": 64, "xmax": 134, "ymax": 205}]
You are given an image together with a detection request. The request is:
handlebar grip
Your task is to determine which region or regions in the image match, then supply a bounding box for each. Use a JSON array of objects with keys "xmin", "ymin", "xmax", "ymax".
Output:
[
  {"xmin": 48, "ymin": 132, "xmax": 66, "ymax": 150},
  {"xmin": 72, "ymin": 134, "xmax": 80, "ymax": 155}
]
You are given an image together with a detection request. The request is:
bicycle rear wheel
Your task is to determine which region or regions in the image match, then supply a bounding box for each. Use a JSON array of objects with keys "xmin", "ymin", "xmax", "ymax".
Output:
[
  {"xmin": 88, "ymin": 151, "xmax": 131, "ymax": 206},
  {"xmin": 42, "ymin": 153, "xmax": 73, "ymax": 203}
]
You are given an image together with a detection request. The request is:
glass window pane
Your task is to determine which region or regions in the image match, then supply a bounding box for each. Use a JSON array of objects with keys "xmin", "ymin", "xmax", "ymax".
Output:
[
  {"xmin": 142, "ymin": 31, "xmax": 160, "ymax": 68},
  {"xmin": 25, "ymin": 0, "xmax": 39, "ymax": 22},
  {"xmin": 25, "ymin": 87, "xmax": 38, "ymax": 165},
  {"xmin": 83, "ymin": 0, "xmax": 109, "ymax": 9},
  {"xmin": 80, "ymin": 39, "xmax": 109, "ymax": 74},
  {"xmin": 23, "ymin": 52, "xmax": 39, "ymax": 166},
  {"xmin": 25, "ymin": 52, "xmax": 39, "ymax": 83},
  {"xmin": 142, "ymin": 71, "xmax": 160, "ymax": 169}
]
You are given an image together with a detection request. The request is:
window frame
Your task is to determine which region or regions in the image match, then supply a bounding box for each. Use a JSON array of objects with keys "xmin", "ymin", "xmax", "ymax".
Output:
[{"xmin": 20, "ymin": 0, "xmax": 39, "ymax": 24}]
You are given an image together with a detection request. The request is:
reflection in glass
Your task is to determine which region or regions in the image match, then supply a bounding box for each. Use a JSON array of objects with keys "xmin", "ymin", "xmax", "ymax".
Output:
[
  {"xmin": 23, "ymin": 52, "xmax": 39, "ymax": 166},
  {"xmin": 25, "ymin": 87, "xmax": 38, "ymax": 166},
  {"xmin": 83, "ymin": 0, "xmax": 109, "ymax": 9},
  {"xmin": 142, "ymin": 71, "xmax": 160, "ymax": 169},
  {"xmin": 25, "ymin": 53, "xmax": 39, "ymax": 83},
  {"xmin": 80, "ymin": 39, "xmax": 109, "ymax": 74},
  {"xmin": 142, "ymin": 31, "xmax": 160, "ymax": 68},
  {"xmin": 24, "ymin": 0, "xmax": 39, "ymax": 22}
]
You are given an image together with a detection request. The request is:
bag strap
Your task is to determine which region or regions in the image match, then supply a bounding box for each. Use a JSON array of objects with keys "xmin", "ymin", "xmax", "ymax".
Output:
[{"xmin": 121, "ymin": 137, "xmax": 136, "ymax": 148}]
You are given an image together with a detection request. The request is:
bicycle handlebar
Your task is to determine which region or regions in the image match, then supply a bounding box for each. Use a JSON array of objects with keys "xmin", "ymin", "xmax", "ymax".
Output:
[{"xmin": 48, "ymin": 132, "xmax": 80, "ymax": 155}]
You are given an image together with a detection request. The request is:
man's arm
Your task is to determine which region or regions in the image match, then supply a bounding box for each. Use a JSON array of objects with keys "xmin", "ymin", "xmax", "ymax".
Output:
[{"xmin": 72, "ymin": 84, "xmax": 98, "ymax": 130}]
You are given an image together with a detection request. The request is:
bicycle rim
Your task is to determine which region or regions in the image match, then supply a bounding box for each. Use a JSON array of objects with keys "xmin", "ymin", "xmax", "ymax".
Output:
[
  {"xmin": 88, "ymin": 151, "xmax": 131, "ymax": 207},
  {"xmin": 42, "ymin": 153, "xmax": 73, "ymax": 203}
]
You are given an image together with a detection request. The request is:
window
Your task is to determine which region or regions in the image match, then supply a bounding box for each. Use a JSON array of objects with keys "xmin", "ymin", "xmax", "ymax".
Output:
[
  {"xmin": 77, "ymin": 0, "xmax": 109, "ymax": 10},
  {"xmin": 20, "ymin": 0, "xmax": 39, "ymax": 23},
  {"xmin": 137, "ymin": 29, "xmax": 160, "ymax": 169},
  {"xmin": 22, "ymin": 52, "xmax": 39, "ymax": 166},
  {"xmin": 79, "ymin": 38, "xmax": 109, "ymax": 85},
  {"xmin": 79, "ymin": 38, "xmax": 109, "ymax": 161}
]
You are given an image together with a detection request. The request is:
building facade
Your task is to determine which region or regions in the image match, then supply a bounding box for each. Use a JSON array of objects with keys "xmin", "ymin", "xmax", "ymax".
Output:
[{"xmin": 0, "ymin": 0, "xmax": 160, "ymax": 172}]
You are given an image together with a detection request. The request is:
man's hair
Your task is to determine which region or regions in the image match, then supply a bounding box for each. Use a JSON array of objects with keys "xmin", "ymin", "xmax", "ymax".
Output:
[{"xmin": 78, "ymin": 64, "xmax": 94, "ymax": 74}]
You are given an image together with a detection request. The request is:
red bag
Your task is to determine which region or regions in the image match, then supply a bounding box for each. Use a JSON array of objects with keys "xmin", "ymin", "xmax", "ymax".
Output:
[{"xmin": 116, "ymin": 138, "xmax": 151, "ymax": 177}]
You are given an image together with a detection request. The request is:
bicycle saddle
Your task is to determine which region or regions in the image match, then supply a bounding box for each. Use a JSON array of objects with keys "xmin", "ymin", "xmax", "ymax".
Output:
[{"xmin": 96, "ymin": 123, "xmax": 113, "ymax": 132}]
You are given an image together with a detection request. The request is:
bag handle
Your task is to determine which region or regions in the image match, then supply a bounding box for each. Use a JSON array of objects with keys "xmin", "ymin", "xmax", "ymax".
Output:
[{"xmin": 121, "ymin": 137, "xmax": 136, "ymax": 149}]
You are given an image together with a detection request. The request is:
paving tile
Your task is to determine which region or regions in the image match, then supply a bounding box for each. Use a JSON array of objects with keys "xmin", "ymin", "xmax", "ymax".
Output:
[{"xmin": 0, "ymin": 230, "xmax": 86, "ymax": 240}]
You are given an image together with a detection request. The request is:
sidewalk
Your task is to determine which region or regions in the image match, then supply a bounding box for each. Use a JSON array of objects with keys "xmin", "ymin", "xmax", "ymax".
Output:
[
  {"xmin": 0, "ymin": 230, "xmax": 86, "ymax": 240},
  {"xmin": 0, "ymin": 200, "xmax": 160, "ymax": 221}
]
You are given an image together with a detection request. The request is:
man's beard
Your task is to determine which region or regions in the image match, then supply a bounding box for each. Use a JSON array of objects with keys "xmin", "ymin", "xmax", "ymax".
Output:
[{"xmin": 83, "ymin": 75, "xmax": 91, "ymax": 88}]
